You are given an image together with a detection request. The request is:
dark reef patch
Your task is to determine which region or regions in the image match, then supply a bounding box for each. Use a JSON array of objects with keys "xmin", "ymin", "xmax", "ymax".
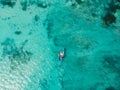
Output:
[
  {"xmin": 0, "ymin": 0, "xmax": 16, "ymax": 8},
  {"xmin": 103, "ymin": 55, "xmax": 118, "ymax": 67},
  {"xmin": 103, "ymin": 13, "xmax": 116, "ymax": 26},
  {"xmin": 1, "ymin": 38, "xmax": 32, "ymax": 70},
  {"xmin": 105, "ymin": 86, "xmax": 116, "ymax": 90},
  {"xmin": 102, "ymin": 0, "xmax": 120, "ymax": 26},
  {"xmin": 37, "ymin": 2, "xmax": 48, "ymax": 8},
  {"xmin": 75, "ymin": 0, "xmax": 83, "ymax": 4},
  {"xmin": 107, "ymin": 1, "xmax": 120, "ymax": 13},
  {"xmin": 20, "ymin": 1, "xmax": 27, "ymax": 11},
  {"xmin": 102, "ymin": 54, "xmax": 120, "ymax": 74},
  {"xmin": 14, "ymin": 31, "xmax": 22, "ymax": 35},
  {"xmin": 43, "ymin": 18, "xmax": 53, "ymax": 38},
  {"xmin": 34, "ymin": 15, "xmax": 40, "ymax": 22},
  {"xmin": 117, "ymin": 0, "xmax": 120, "ymax": 2}
]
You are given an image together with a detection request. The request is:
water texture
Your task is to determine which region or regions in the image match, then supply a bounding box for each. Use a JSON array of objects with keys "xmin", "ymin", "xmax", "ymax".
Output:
[{"xmin": 0, "ymin": 0, "xmax": 120, "ymax": 90}]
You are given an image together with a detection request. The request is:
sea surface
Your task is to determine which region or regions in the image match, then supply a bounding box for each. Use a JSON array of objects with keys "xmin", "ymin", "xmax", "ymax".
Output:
[{"xmin": 0, "ymin": 0, "xmax": 120, "ymax": 90}]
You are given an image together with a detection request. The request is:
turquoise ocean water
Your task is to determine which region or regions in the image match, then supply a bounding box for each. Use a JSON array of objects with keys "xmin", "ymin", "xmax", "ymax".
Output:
[{"xmin": 0, "ymin": 0, "xmax": 120, "ymax": 90}]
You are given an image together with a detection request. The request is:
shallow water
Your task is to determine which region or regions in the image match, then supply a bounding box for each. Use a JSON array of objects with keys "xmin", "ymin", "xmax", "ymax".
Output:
[{"xmin": 0, "ymin": 0, "xmax": 120, "ymax": 90}]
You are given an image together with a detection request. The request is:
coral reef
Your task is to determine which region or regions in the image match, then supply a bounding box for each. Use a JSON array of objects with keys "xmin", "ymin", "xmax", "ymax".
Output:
[
  {"xmin": 103, "ymin": 12, "xmax": 116, "ymax": 26},
  {"xmin": 102, "ymin": 0, "xmax": 120, "ymax": 26},
  {"xmin": 0, "ymin": 0, "xmax": 16, "ymax": 8},
  {"xmin": 20, "ymin": 0, "xmax": 28, "ymax": 11},
  {"xmin": 1, "ymin": 38, "xmax": 32, "ymax": 70},
  {"xmin": 102, "ymin": 54, "xmax": 120, "ymax": 75}
]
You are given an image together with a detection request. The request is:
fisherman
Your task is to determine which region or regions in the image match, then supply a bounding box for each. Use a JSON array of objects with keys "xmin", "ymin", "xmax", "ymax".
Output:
[{"xmin": 59, "ymin": 48, "xmax": 66, "ymax": 60}]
